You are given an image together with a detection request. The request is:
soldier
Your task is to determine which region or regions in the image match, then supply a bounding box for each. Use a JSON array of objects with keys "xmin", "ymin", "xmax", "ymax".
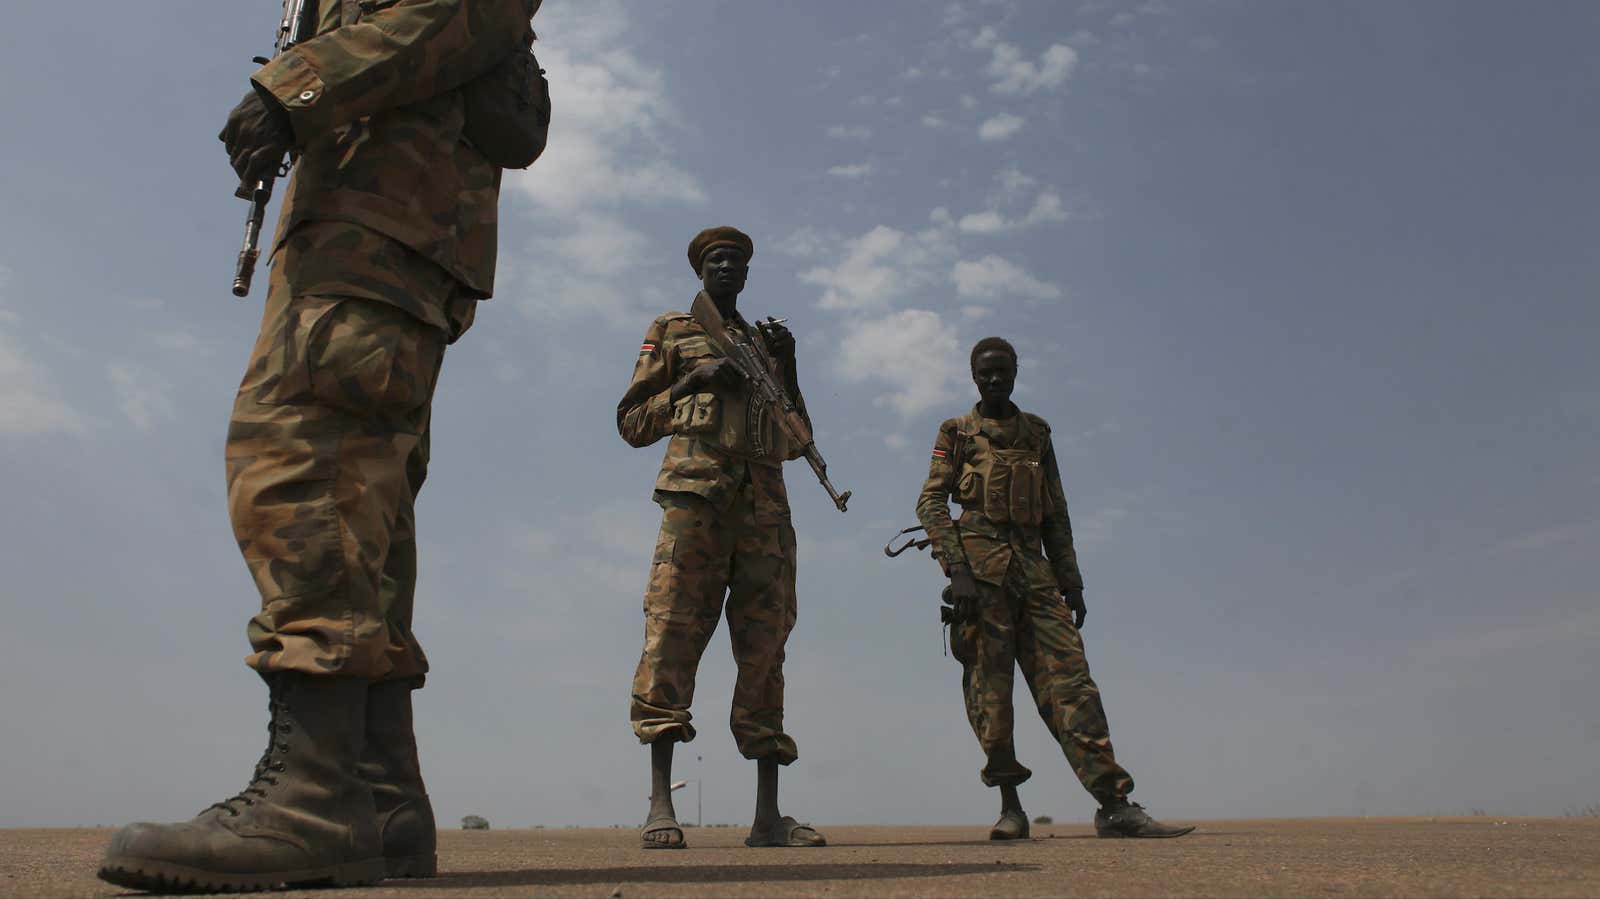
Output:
[
  {"xmin": 98, "ymin": 0, "xmax": 539, "ymax": 892},
  {"xmin": 915, "ymin": 337, "xmax": 1194, "ymax": 841},
  {"xmin": 618, "ymin": 226, "xmax": 827, "ymax": 850}
]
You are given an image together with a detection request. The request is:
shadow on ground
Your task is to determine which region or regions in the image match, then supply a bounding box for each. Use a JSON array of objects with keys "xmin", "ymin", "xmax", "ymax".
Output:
[{"xmin": 430, "ymin": 861, "xmax": 1035, "ymax": 890}]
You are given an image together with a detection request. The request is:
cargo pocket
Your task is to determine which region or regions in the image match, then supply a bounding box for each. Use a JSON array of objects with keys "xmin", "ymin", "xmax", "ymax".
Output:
[
  {"xmin": 259, "ymin": 296, "xmax": 343, "ymax": 407},
  {"xmin": 653, "ymin": 532, "xmax": 676, "ymax": 564},
  {"xmin": 950, "ymin": 619, "xmax": 977, "ymax": 666},
  {"xmin": 957, "ymin": 470, "xmax": 983, "ymax": 508},
  {"xmin": 306, "ymin": 300, "xmax": 443, "ymax": 431}
]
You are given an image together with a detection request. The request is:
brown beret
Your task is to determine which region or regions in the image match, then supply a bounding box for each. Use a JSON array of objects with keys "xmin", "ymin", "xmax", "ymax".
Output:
[{"xmin": 687, "ymin": 226, "xmax": 754, "ymax": 274}]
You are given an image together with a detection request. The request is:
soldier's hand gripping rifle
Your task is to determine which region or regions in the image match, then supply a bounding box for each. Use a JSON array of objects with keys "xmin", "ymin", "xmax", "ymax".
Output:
[
  {"xmin": 690, "ymin": 293, "xmax": 852, "ymax": 512},
  {"xmin": 231, "ymin": 0, "xmax": 315, "ymax": 297}
]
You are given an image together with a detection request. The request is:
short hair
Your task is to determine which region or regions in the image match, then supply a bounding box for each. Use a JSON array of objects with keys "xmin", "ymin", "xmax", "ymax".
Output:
[{"xmin": 970, "ymin": 336, "xmax": 1018, "ymax": 371}]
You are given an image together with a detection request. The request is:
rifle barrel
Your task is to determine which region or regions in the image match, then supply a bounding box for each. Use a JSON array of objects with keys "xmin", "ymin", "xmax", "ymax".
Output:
[{"xmin": 232, "ymin": 181, "xmax": 272, "ymax": 297}]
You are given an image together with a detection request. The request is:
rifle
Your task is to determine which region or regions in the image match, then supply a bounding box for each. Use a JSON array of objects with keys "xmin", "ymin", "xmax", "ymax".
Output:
[
  {"xmin": 231, "ymin": 0, "xmax": 316, "ymax": 297},
  {"xmin": 884, "ymin": 525, "xmax": 969, "ymax": 656},
  {"xmin": 690, "ymin": 292, "xmax": 852, "ymax": 513},
  {"xmin": 883, "ymin": 525, "xmax": 932, "ymax": 558}
]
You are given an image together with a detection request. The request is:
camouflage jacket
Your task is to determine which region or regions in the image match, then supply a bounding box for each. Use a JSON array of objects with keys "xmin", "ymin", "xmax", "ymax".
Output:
[
  {"xmin": 914, "ymin": 405, "xmax": 1084, "ymax": 592},
  {"xmin": 618, "ymin": 300, "xmax": 808, "ymax": 510},
  {"xmin": 253, "ymin": 0, "xmax": 532, "ymax": 299}
]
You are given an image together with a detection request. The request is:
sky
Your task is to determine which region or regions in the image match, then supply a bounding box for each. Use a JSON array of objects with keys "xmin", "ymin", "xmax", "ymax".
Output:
[{"xmin": 1, "ymin": 0, "xmax": 1597, "ymax": 831}]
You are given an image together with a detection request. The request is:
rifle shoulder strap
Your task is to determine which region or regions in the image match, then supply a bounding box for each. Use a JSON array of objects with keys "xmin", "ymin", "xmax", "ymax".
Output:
[{"xmin": 945, "ymin": 411, "xmax": 978, "ymax": 494}]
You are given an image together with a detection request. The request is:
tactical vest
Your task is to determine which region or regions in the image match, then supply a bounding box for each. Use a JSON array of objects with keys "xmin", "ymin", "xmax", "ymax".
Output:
[
  {"xmin": 950, "ymin": 411, "xmax": 1049, "ymax": 527},
  {"xmin": 668, "ymin": 331, "xmax": 791, "ymax": 465}
]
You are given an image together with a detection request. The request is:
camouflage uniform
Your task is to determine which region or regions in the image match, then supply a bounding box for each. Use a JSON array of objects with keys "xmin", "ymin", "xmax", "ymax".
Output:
[
  {"xmin": 618, "ymin": 298, "xmax": 807, "ymax": 764},
  {"xmin": 915, "ymin": 406, "xmax": 1134, "ymax": 801},
  {"xmin": 231, "ymin": 0, "xmax": 529, "ymax": 680}
]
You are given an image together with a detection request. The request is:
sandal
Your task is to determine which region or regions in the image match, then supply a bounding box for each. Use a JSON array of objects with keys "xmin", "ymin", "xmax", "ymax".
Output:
[
  {"xmin": 640, "ymin": 815, "xmax": 686, "ymax": 850},
  {"xmin": 745, "ymin": 815, "xmax": 826, "ymax": 848}
]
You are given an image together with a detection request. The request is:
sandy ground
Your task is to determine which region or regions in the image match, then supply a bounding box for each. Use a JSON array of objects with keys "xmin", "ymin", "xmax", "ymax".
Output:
[{"xmin": 4, "ymin": 817, "xmax": 1598, "ymax": 898}]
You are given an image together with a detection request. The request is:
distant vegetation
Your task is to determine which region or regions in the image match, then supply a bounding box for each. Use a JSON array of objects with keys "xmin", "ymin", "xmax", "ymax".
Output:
[
  {"xmin": 1564, "ymin": 803, "xmax": 1600, "ymax": 819},
  {"xmin": 1032, "ymin": 815, "xmax": 1053, "ymax": 825},
  {"xmin": 461, "ymin": 815, "xmax": 490, "ymax": 830}
]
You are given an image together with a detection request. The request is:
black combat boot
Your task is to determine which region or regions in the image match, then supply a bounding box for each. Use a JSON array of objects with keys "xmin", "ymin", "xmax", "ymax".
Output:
[
  {"xmin": 1093, "ymin": 799, "xmax": 1196, "ymax": 838},
  {"xmin": 360, "ymin": 677, "xmax": 437, "ymax": 878},
  {"xmin": 98, "ymin": 674, "xmax": 385, "ymax": 893}
]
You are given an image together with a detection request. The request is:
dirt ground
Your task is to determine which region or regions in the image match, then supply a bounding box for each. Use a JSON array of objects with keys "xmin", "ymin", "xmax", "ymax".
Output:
[{"xmin": 4, "ymin": 817, "xmax": 1598, "ymax": 898}]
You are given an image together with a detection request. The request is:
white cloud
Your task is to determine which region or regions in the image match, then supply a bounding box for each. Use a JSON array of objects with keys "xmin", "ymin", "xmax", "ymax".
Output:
[
  {"xmin": 798, "ymin": 225, "xmax": 955, "ymax": 312},
  {"xmin": 0, "ymin": 269, "xmax": 89, "ymax": 437},
  {"xmin": 505, "ymin": 1, "xmax": 704, "ymax": 216},
  {"xmin": 497, "ymin": 1, "xmax": 707, "ymax": 328},
  {"xmin": 826, "ymin": 124, "xmax": 873, "ymax": 141},
  {"xmin": 507, "ymin": 213, "xmax": 655, "ymax": 326},
  {"xmin": 776, "ymin": 226, "xmax": 837, "ymax": 259},
  {"xmin": 972, "ymin": 28, "xmax": 1078, "ymax": 95},
  {"xmin": 835, "ymin": 309, "xmax": 963, "ymax": 417},
  {"xmin": 951, "ymin": 255, "xmax": 1062, "ymax": 301},
  {"xmin": 920, "ymin": 114, "xmax": 948, "ymax": 128},
  {"xmin": 996, "ymin": 167, "xmax": 1037, "ymax": 194},
  {"xmin": 957, "ymin": 190, "xmax": 1069, "ymax": 233},
  {"xmin": 1423, "ymin": 610, "xmax": 1600, "ymax": 662},
  {"xmin": 107, "ymin": 362, "xmax": 174, "ymax": 432},
  {"xmin": 978, "ymin": 112, "xmax": 1026, "ymax": 141},
  {"xmin": 827, "ymin": 162, "xmax": 874, "ymax": 179},
  {"xmin": 956, "ymin": 211, "xmax": 1007, "ymax": 234}
]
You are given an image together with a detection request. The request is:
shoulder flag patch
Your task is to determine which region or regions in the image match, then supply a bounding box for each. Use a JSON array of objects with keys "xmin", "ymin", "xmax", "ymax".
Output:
[
  {"xmin": 931, "ymin": 448, "xmax": 948, "ymax": 459},
  {"xmin": 640, "ymin": 342, "xmax": 656, "ymax": 354}
]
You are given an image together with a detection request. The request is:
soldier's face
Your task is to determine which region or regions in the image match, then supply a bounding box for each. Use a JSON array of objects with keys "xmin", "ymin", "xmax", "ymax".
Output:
[
  {"xmin": 972, "ymin": 350, "xmax": 1017, "ymax": 404},
  {"xmin": 701, "ymin": 246, "xmax": 749, "ymax": 298}
]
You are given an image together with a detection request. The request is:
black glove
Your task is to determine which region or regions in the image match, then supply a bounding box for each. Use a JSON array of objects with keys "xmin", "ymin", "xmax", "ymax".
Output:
[
  {"xmin": 949, "ymin": 566, "xmax": 981, "ymax": 623},
  {"xmin": 219, "ymin": 86, "xmax": 295, "ymax": 193},
  {"xmin": 1063, "ymin": 589, "xmax": 1087, "ymax": 629}
]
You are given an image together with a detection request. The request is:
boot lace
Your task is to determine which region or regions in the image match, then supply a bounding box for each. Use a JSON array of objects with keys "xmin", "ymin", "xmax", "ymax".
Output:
[{"xmin": 206, "ymin": 696, "xmax": 293, "ymax": 817}]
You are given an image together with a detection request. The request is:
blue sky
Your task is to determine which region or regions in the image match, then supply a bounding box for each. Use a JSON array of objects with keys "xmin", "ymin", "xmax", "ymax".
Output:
[{"xmin": 1, "ymin": 0, "xmax": 1596, "ymax": 829}]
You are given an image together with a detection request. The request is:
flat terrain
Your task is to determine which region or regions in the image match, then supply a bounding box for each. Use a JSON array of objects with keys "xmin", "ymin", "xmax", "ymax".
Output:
[{"xmin": 4, "ymin": 818, "xmax": 1598, "ymax": 898}]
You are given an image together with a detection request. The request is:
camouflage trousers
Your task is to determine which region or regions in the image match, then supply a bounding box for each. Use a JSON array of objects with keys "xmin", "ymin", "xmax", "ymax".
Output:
[
  {"xmin": 630, "ymin": 474, "xmax": 800, "ymax": 764},
  {"xmin": 953, "ymin": 556, "xmax": 1134, "ymax": 801},
  {"xmin": 226, "ymin": 256, "xmax": 444, "ymax": 680}
]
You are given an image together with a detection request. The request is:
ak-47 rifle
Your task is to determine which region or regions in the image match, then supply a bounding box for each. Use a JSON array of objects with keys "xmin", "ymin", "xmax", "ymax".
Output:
[
  {"xmin": 690, "ymin": 292, "xmax": 852, "ymax": 513},
  {"xmin": 231, "ymin": 0, "xmax": 316, "ymax": 297}
]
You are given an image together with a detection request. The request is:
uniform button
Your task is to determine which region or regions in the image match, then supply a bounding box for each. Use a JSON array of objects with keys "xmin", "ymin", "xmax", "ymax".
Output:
[{"xmin": 299, "ymin": 90, "xmax": 316, "ymax": 101}]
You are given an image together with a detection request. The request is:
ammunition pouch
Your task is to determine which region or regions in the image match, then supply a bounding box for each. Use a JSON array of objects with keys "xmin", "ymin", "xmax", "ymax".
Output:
[
  {"xmin": 670, "ymin": 391, "xmax": 719, "ymax": 435},
  {"xmin": 955, "ymin": 437, "xmax": 1046, "ymax": 527},
  {"xmin": 460, "ymin": 1, "xmax": 550, "ymax": 169},
  {"xmin": 941, "ymin": 586, "xmax": 976, "ymax": 665}
]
